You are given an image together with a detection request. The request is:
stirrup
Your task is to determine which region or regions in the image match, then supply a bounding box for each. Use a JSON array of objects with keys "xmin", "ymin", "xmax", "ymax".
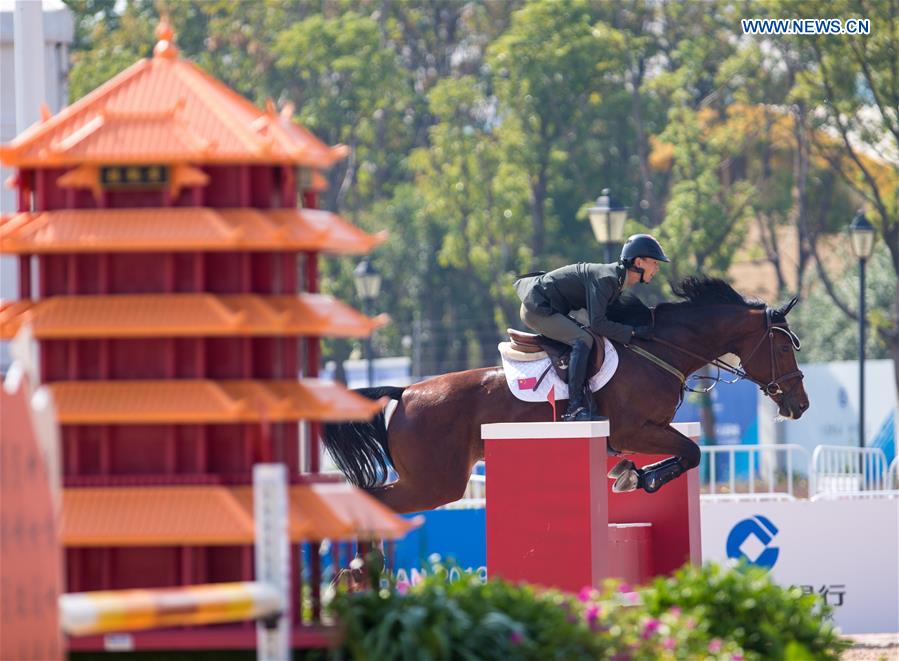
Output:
[
  {"xmin": 561, "ymin": 405, "xmax": 590, "ymax": 422},
  {"xmin": 561, "ymin": 408, "xmax": 606, "ymax": 422}
]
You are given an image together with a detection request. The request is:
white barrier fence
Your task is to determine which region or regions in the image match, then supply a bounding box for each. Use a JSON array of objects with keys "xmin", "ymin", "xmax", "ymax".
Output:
[
  {"xmin": 700, "ymin": 444, "xmax": 897, "ymax": 501},
  {"xmin": 810, "ymin": 445, "xmax": 891, "ymax": 497},
  {"xmin": 701, "ymin": 444, "xmax": 810, "ymax": 501}
]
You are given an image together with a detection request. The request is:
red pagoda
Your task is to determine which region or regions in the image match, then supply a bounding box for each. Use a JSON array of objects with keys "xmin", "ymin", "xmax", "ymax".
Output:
[{"xmin": 0, "ymin": 20, "xmax": 413, "ymax": 653}]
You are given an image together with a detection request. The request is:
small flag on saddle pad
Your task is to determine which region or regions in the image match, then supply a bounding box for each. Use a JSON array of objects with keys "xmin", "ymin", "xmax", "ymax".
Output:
[
  {"xmin": 517, "ymin": 376, "xmax": 537, "ymax": 390},
  {"xmin": 547, "ymin": 384, "xmax": 556, "ymax": 421}
]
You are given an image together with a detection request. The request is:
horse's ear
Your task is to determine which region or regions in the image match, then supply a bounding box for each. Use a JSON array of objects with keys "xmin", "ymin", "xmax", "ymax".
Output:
[{"xmin": 778, "ymin": 295, "xmax": 799, "ymax": 317}]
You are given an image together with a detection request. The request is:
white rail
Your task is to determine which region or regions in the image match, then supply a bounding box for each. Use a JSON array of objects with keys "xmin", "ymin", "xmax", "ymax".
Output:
[
  {"xmin": 60, "ymin": 582, "xmax": 282, "ymax": 636},
  {"xmin": 447, "ymin": 448, "xmax": 897, "ymax": 506},
  {"xmin": 441, "ymin": 463, "xmax": 485, "ymax": 509},
  {"xmin": 810, "ymin": 445, "xmax": 890, "ymax": 496},
  {"xmin": 810, "ymin": 489, "xmax": 899, "ymax": 501},
  {"xmin": 700, "ymin": 444, "xmax": 810, "ymax": 500}
]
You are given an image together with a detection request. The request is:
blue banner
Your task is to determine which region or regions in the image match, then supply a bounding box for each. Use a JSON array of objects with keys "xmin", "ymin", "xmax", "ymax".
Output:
[
  {"xmin": 674, "ymin": 379, "xmax": 759, "ymax": 480},
  {"xmin": 393, "ymin": 509, "xmax": 486, "ymax": 577}
]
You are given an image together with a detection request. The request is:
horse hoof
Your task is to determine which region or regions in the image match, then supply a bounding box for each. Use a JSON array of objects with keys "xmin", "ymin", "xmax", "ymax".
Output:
[
  {"xmin": 608, "ymin": 459, "xmax": 636, "ymax": 479},
  {"xmin": 611, "ymin": 469, "xmax": 640, "ymax": 493}
]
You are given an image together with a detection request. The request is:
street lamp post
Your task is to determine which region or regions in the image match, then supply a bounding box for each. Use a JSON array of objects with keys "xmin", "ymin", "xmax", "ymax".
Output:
[
  {"xmin": 587, "ymin": 189, "xmax": 628, "ymax": 263},
  {"xmin": 848, "ymin": 211, "xmax": 876, "ymax": 453},
  {"xmin": 353, "ymin": 258, "xmax": 382, "ymax": 387}
]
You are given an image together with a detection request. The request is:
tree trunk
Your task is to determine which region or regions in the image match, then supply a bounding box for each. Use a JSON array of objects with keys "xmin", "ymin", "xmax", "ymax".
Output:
[
  {"xmin": 891, "ymin": 288, "xmax": 899, "ymax": 395},
  {"xmin": 630, "ymin": 57, "xmax": 660, "ymax": 227},
  {"xmin": 791, "ymin": 103, "xmax": 811, "ymax": 296},
  {"xmin": 529, "ymin": 166, "xmax": 547, "ymax": 257}
]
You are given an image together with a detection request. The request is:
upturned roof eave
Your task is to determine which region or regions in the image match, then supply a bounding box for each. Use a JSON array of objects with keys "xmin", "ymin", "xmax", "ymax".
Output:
[{"xmin": 0, "ymin": 52, "xmax": 347, "ymax": 170}]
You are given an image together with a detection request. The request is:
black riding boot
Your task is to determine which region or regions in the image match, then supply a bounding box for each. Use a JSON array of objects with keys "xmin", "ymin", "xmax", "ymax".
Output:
[
  {"xmin": 562, "ymin": 340, "xmax": 600, "ymax": 422},
  {"xmin": 584, "ymin": 383, "xmax": 608, "ymax": 422}
]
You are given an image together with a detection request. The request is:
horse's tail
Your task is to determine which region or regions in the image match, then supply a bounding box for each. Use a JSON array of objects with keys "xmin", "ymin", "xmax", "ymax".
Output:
[{"xmin": 321, "ymin": 386, "xmax": 405, "ymax": 489}]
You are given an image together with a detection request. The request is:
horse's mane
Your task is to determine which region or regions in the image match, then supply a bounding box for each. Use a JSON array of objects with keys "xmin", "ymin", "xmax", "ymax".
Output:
[
  {"xmin": 669, "ymin": 276, "xmax": 765, "ymax": 309},
  {"xmin": 606, "ymin": 276, "xmax": 765, "ymax": 326}
]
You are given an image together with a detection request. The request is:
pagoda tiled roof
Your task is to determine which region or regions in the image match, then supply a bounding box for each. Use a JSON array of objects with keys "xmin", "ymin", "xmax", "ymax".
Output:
[
  {"xmin": 0, "ymin": 39, "xmax": 346, "ymax": 168},
  {"xmin": 283, "ymin": 482, "xmax": 423, "ymax": 541},
  {"xmin": 49, "ymin": 379, "xmax": 385, "ymax": 425},
  {"xmin": 61, "ymin": 483, "xmax": 419, "ymax": 546},
  {"xmin": 0, "ymin": 294, "xmax": 387, "ymax": 340},
  {"xmin": 0, "ymin": 207, "xmax": 386, "ymax": 254}
]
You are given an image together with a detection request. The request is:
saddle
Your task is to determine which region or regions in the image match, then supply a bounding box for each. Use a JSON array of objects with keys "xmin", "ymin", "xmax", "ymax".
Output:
[{"xmin": 506, "ymin": 328, "xmax": 606, "ymax": 383}]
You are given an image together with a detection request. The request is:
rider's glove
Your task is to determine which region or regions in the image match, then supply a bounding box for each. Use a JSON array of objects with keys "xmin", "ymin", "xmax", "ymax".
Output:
[{"xmin": 632, "ymin": 325, "xmax": 654, "ymax": 340}]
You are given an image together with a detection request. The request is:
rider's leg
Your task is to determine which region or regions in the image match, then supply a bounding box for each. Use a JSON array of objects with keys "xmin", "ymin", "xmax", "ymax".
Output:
[
  {"xmin": 519, "ymin": 306, "xmax": 600, "ymax": 421},
  {"xmin": 562, "ymin": 339, "xmax": 595, "ymax": 421},
  {"xmin": 519, "ymin": 305, "xmax": 592, "ymax": 345}
]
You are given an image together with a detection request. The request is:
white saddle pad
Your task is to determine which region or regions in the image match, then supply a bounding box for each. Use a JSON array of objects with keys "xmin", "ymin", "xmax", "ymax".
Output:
[{"xmin": 499, "ymin": 337, "xmax": 619, "ymax": 402}]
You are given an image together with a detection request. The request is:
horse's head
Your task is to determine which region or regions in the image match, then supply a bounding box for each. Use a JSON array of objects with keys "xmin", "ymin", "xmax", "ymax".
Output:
[{"xmin": 736, "ymin": 296, "xmax": 809, "ymax": 419}]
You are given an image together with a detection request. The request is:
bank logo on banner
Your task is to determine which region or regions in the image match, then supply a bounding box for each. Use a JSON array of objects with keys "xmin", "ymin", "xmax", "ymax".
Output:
[{"xmin": 726, "ymin": 515, "xmax": 779, "ymax": 570}]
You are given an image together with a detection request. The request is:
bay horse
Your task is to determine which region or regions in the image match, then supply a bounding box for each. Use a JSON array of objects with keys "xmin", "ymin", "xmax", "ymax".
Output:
[{"xmin": 323, "ymin": 277, "xmax": 809, "ymax": 513}]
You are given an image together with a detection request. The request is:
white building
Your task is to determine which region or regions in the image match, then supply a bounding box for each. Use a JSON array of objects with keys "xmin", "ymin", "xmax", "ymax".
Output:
[{"xmin": 0, "ymin": 0, "xmax": 74, "ymax": 369}]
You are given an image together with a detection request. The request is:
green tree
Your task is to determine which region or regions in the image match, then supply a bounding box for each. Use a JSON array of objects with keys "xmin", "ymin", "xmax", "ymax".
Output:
[
  {"xmin": 780, "ymin": 0, "xmax": 898, "ymax": 386},
  {"xmin": 792, "ymin": 245, "xmax": 894, "ymax": 362},
  {"xmin": 274, "ymin": 12, "xmax": 412, "ymax": 213},
  {"xmin": 66, "ymin": 1, "xmax": 155, "ymax": 101},
  {"xmin": 408, "ymin": 76, "xmax": 532, "ymax": 363},
  {"xmin": 487, "ymin": 0, "xmax": 621, "ymax": 261},
  {"xmin": 655, "ymin": 100, "xmax": 753, "ymax": 283},
  {"xmin": 61, "ymin": 0, "xmax": 897, "ymax": 382}
]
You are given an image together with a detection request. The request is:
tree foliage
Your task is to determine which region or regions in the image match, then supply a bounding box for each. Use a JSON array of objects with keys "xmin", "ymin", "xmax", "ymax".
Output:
[{"xmin": 62, "ymin": 0, "xmax": 897, "ymax": 379}]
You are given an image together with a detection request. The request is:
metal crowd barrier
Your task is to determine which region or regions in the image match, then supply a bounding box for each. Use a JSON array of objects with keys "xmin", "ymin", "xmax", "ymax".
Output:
[
  {"xmin": 447, "ymin": 445, "xmax": 898, "ymax": 506},
  {"xmin": 810, "ymin": 445, "xmax": 890, "ymax": 496},
  {"xmin": 700, "ymin": 444, "xmax": 810, "ymax": 500}
]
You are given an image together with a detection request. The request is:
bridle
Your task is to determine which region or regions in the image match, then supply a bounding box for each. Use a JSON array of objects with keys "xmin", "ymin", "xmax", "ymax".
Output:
[
  {"xmin": 636, "ymin": 307, "xmax": 804, "ymax": 398},
  {"xmin": 734, "ymin": 309, "xmax": 804, "ymax": 396}
]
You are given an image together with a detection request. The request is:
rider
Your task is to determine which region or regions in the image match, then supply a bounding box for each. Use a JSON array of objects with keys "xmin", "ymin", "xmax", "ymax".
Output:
[{"xmin": 514, "ymin": 234, "xmax": 669, "ymax": 422}]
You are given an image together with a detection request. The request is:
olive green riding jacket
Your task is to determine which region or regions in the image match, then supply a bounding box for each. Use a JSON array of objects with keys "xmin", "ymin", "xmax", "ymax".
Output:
[{"xmin": 514, "ymin": 262, "xmax": 634, "ymax": 345}]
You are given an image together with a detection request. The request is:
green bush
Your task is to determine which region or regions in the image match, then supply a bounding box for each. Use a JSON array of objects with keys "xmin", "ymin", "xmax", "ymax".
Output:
[
  {"xmin": 328, "ymin": 556, "xmax": 744, "ymax": 660},
  {"xmin": 640, "ymin": 561, "xmax": 850, "ymax": 660}
]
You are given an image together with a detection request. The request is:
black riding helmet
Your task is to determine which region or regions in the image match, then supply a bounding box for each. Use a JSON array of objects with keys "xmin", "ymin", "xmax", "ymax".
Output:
[{"xmin": 620, "ymin": 234, "xmax": 670, "ymax": 264}]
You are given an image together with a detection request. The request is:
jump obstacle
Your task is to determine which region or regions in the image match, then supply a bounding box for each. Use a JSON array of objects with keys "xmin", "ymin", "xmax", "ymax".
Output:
[
  {"xmin": 483, "ymin": 421, "xmax": 701, "ymax": 591},
  {"xmin": 61, "ymin": 463, "xmax": 291, "ymax": 660},
  {"xmin": 0, "ymin": 367, "xmax": 292, "ymax": 661}
]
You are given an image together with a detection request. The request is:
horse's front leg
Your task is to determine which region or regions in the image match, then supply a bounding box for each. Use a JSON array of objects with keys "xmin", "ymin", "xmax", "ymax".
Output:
[{"xmin": 609, "ymin": 423, "xmax": 701, "ymax": 494}]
